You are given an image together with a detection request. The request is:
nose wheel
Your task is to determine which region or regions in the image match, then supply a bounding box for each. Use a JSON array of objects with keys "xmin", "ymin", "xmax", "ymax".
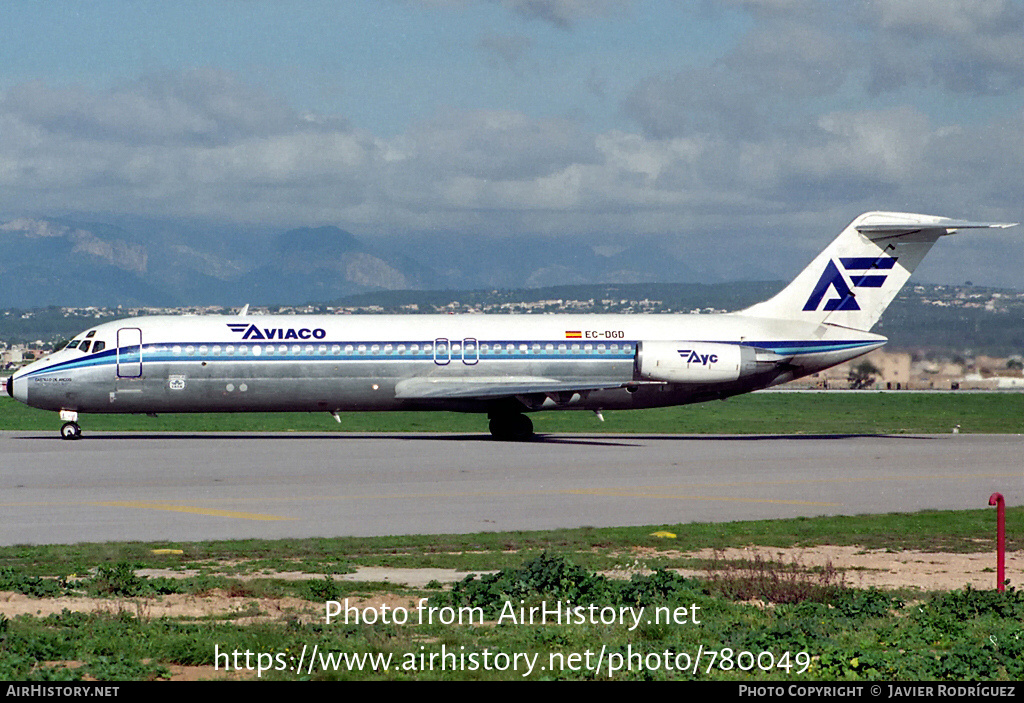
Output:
[
  {"xmin": 58, "ymin": 409, "xmax": 82, "ymax": 440},
  {"xmin": 60, "ymin": 422, "xmax": 83, "ymax": 440}
]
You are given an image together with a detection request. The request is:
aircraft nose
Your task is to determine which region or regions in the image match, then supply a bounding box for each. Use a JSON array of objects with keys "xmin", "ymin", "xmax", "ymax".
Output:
[{"xmin": 7, "ymin": 372, "xmax": 27, "ymax": 404}]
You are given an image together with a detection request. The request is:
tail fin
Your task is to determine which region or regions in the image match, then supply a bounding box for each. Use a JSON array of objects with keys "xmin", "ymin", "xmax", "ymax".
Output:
[{"xmin": 740, "ymin": 211, "xmax": 1016, "ymax": 331}]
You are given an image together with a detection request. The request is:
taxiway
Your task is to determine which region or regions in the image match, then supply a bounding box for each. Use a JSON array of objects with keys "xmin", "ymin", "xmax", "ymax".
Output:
[{"xmin": 1, "ymin": 432, "xmax": 1020, "ymax": 545}]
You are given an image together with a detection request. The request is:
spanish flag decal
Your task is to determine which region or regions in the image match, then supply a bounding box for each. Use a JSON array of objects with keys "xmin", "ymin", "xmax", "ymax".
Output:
[{"xmin": 565, "ymin": 330, "xmax": 582, "ymax": 339}]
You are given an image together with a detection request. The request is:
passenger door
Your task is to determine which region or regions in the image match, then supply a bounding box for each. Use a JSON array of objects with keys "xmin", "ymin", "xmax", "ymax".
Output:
[{"xmin": 116, "ymin": 327, "xmax": 143, "ymax": 378}]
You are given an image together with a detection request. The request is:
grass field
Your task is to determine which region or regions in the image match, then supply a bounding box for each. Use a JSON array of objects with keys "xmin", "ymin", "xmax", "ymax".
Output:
[
  {"xmin": 2, "ymin": 391, "xmax": 1023, "ymax": 435},
  {"xmin": 2, "ymin": 509, "xmax": 1020, "ymax": 577},
  {"xmin": 1, "ymin": 510, "xmax": 1021, "ymax": 681}
]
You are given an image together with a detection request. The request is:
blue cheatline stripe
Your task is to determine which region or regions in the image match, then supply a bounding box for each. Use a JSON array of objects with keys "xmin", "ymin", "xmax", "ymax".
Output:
[
  {"xmin": 726, "ymin": 340, "xmax": 880, "ymax": 355},
  {"xmin": 20, "ymin": 339, "xmax": 639, "ymax": 376},
  {"xmin": 21, "ymin": 350, "xmax": 120, "ymax": 377},
  {"xmin": 22, "ymin": 337, "xmax": 879, "ymax": 378}
]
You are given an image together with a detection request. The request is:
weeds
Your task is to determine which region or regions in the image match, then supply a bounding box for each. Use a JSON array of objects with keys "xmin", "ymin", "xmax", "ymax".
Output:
[
  {"xmin": 303, "ymin": 574, "xmax": 341, "ymax": 601},
  {"xmin": 436, "ymin": 552, "xmax": 700, "ymax": 616},
  {"xmin": 2, "ymin": 552, "xmax": 1023, "ymax": 680},
  {"xmin": 702, "ymin": 550, "xmax": 846, "ymax": 604}
]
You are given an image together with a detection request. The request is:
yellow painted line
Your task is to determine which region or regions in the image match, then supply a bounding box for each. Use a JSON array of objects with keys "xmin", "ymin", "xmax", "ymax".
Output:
[{"xmin": 92, "ymin": 501, "xmax": 295, "ymax": 521}]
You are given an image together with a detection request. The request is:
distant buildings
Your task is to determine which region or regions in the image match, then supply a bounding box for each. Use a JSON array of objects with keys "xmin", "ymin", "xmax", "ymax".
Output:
[
  {"xmin": 786, "ymin": 349, "xmax": 1024, "ymax": 391},
  {"xmin": 2, "ymin": 347, "xmax": 46, "ymax": 370}
]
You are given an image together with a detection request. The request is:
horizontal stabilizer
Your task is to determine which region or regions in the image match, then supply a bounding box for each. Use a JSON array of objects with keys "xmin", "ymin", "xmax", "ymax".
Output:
[{"xmin": 857, "ymin": 219, "xmax": 1016, "ymax": 238}]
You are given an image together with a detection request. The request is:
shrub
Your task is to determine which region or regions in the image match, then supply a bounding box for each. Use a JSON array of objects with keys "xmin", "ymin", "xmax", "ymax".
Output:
[{"xmin": 702, "ymin": 550, "xmax": 846, "ymax": 604}]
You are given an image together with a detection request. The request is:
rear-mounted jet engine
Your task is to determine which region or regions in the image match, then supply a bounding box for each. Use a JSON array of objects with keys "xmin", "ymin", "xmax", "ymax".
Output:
[{"xmin": 636, "ymin": 341, "xmax": 758, "ymax": 383}]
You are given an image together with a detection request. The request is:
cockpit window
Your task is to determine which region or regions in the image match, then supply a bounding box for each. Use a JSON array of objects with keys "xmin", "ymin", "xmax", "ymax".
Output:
[
  {"xmin": 93, "ymin": 341, "xmax": 106, "ymax": 353},
  {"xmin": 79, "ymin": 341, "xmax": 91, "ymax": 353},
  {"xmin": 86, "ymin": 330, "xmax": 96, "ymax": 338},
  {"xmin": 65, "ymin": 340, "xmax": 81, "ymax": 350}
]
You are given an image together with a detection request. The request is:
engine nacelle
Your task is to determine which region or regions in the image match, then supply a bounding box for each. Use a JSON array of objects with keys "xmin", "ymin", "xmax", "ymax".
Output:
[{"xmin": 636, "ymin": 341, "xmax": 758, "ymax": 383}]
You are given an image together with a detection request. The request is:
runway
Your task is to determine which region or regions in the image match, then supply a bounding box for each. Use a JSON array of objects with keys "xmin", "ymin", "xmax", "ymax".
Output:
[{"xmin": 1, "ymin": 431, "xmax": 1021, "ymax": 545}]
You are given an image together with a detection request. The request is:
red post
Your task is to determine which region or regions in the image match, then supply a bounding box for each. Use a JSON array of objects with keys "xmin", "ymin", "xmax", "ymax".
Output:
[{"xmin": 989, "ymin": 492, "xmax": 1005, "ymax": 592}]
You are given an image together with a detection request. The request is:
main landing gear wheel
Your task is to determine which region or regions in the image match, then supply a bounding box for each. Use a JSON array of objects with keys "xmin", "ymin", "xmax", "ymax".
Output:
[
  {"xmin": 488, "ymin": 413, "xmax": 534, "ymax": 441},
  {"xmin": 60, "ymin": 422, "xmax": 82, "ymax": 440}
]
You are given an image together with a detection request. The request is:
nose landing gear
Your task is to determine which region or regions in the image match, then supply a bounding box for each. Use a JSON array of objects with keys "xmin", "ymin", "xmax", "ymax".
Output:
[
  {"xmin": 59, "ymin": 409, "xmax": 82, "ymax": 440},
  {"xmin": 60, "ymin": 422, "xmax": 82, "ymax": 440}
]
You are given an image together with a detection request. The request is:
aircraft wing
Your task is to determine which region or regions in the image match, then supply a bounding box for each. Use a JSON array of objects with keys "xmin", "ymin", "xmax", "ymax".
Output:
[{"xmin": 394, "ymin": 376, "xmax": 630, "ymax": 400}]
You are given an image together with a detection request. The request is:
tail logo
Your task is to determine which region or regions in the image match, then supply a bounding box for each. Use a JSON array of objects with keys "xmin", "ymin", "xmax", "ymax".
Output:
[{"xmin": 803, "ymin": 257, "xmax": 897, "ymax": 312}]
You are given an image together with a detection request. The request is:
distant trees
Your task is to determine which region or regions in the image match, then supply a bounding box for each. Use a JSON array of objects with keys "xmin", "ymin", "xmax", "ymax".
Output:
[{"xmin": 849, "ymin": 361, "xmax": 880, "ymax": 390}]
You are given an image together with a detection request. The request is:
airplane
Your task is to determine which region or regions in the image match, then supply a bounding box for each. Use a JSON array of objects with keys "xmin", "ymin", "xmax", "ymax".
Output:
[{"xmin": 6, "ymin": 211, "xmax": 1017, "ymax": 440}]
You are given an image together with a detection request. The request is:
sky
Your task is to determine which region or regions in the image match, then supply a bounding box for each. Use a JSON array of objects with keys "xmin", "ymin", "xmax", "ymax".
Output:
[{"xmin": 1, "ymin": 0, "xmax": 1023, "ymax": 286}]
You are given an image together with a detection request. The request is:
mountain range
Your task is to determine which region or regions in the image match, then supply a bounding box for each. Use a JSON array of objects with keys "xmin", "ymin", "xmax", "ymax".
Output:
[{"xmin": 0, "ymin": 215, "xmax": 741, "ymax": 308}]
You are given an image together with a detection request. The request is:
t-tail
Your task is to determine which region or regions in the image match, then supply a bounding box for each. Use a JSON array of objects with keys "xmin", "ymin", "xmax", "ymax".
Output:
[{"xmin": 741, "ymin": 211, "xmax": 1017, "ymax": 331}]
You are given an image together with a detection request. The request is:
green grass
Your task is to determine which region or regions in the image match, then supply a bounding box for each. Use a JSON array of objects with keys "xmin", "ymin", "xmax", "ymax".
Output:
[
  {"xmin": 2, "ymin": 545, "xmax": 1023, "ymax": 680},
  {"xmin": 1, "ymin": 510, "xmax": 1020, "ymax": 681},
  {"xmin": 1, "ymin": 508, "xmax": 1018, "ymax": 578},
  {"xmin": 2, "ymin": 392, "xmax": 1023, "ymax": 434}
]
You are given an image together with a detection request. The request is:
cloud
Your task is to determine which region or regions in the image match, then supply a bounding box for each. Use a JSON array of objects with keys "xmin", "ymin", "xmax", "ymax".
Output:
[
  {"xmin": 861, "ymin": 0, "xmax": 1024, "ymax": 95},
  {"xmin": 0, "ymin": 22, "xmax": 1022, "ymax": 268},
  {"xmin": 399, "ymin": 109, "xmax": 599, "ymax": 181},
  {"xmin": 498, "ymin": 0, "xmax": 632, "ymax": 28},
  {"xmin": 476, "ymin": 33, "xmax": 533, "ymax": 68},
  {"xmin": 865, "ymin": 0, "xmax": 1024, "ymax": 36},
  {"xmin": 0, "ymin": 69, "xmax": 313, "ymax": 147},
  {"xmin": 622, "ymin": 9, "xmax": 857, "ymax": 141},
  {"xmin": 411, "ymin": 0, "xmax": 632, "ymax": 28}
]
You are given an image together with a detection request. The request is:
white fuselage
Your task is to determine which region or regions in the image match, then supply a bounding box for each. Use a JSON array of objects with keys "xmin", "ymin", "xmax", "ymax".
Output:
[{"xmin": 9, "ymin": 311, "xmax": 884, "ymax": 416}]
